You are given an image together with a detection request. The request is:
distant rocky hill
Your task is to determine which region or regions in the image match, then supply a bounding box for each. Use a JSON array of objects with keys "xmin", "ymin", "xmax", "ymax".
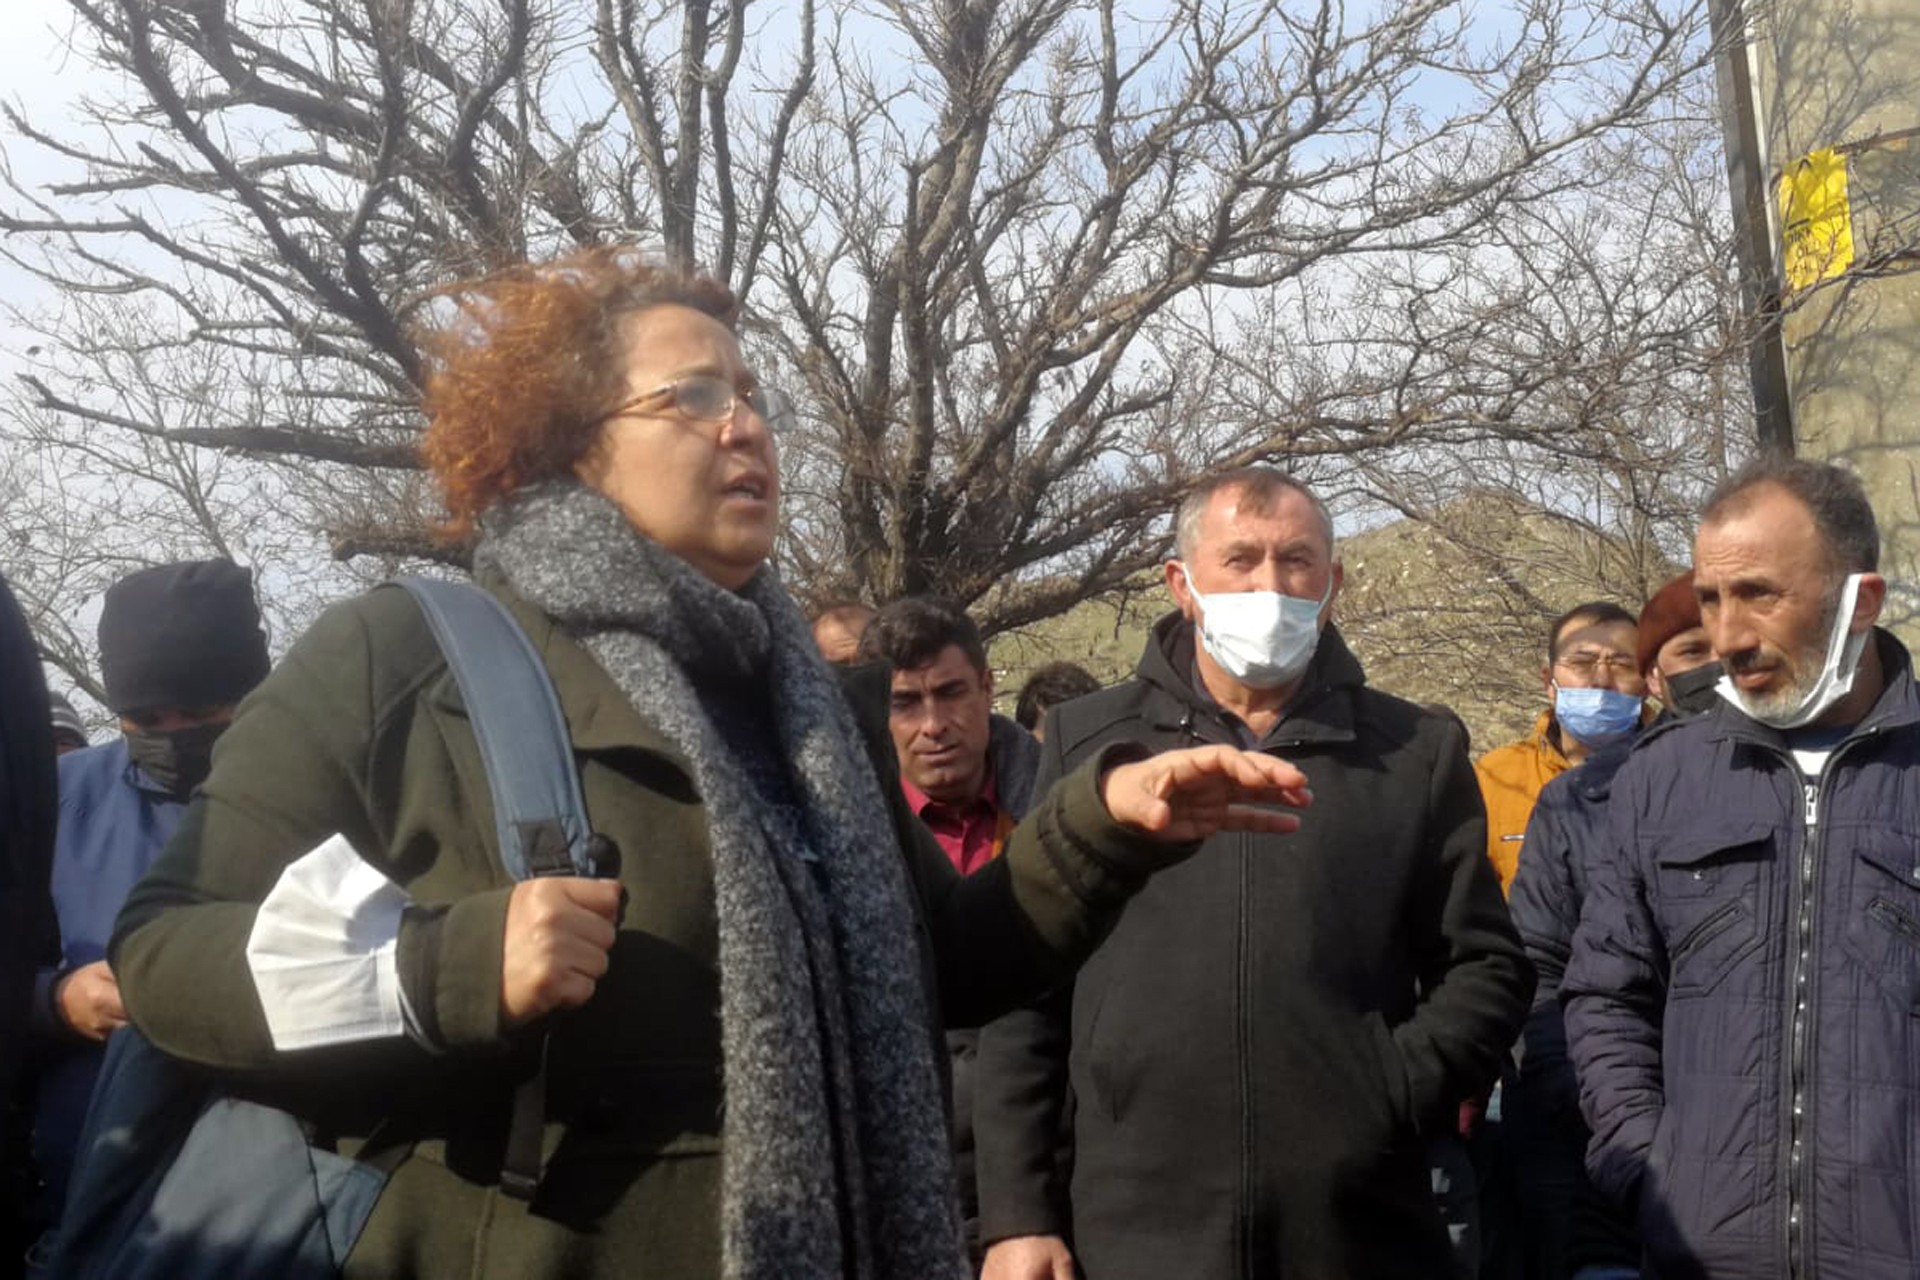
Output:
[{"xmin": 989, "ymin": 494, "xmax": 1676, "ymax": 755}]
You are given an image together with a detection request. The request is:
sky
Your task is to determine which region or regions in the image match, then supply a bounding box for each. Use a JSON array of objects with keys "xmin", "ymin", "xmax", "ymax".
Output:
[
  {"xmin": 3, "ymin": 1, "xmax": 82, "ymax": 127},
  {"xmin": 0, "ymin": 0, "xmax": 94, "ymax": 380},
  {"xmin": 2, "ymin": 1, "xmax": 91, "ymax": 195}
]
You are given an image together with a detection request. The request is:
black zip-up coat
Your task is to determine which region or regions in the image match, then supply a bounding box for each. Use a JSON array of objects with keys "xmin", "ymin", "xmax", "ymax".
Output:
[
  {"xmin": 974, "ymin": 615, "xmax": 1532, "ymax": 1279},
  {"xmin": 1, "ymin": 571, "xmax": 57, "ymax": 1109},
  {"xmin": 951, "ymin": 713, "xmax": 1044, "ymax": 1257}
]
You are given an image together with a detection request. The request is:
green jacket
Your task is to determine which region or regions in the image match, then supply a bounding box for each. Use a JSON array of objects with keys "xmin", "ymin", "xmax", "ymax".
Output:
[{"xmin": 111, "ymin": 581, "xmax": 1182, "ymax": 1278}]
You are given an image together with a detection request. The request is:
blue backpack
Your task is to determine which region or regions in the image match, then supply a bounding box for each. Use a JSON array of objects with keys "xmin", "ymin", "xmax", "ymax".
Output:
[{"xmin": 48, "ymin": 579, "xmax": 603, "ymax": 1279}]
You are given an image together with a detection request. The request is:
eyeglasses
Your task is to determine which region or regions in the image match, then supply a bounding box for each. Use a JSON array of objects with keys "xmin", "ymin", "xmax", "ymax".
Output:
[
  {"xmin": 609, "ymin": 373, "xmax": 795, "ymax": 432},
  {"xmin": 1555, "ymin": 652, "xmax": 1639, "ymax": 678}
]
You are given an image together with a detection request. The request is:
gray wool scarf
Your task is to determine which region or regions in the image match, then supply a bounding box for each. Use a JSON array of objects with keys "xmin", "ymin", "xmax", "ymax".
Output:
[{"xmin": 474, "ymin": 483, "xmax": 966, "ymax": 1280}]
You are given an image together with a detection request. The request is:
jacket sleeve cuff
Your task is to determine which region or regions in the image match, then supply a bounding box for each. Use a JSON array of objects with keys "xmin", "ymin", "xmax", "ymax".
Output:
[
  {"xmin": 31, "ymin": 966, "xmax": 68, "ymax": 1040},
  {"xmin": 1588, "ymin": 1103, "xmax": 1660, "ymax": 1209},
  {"xmin": 1002, "ymin": 744, "xmax": 1184, "ymax": 958},
  {"xmin": 396, "ymin": 905, "xmax": 448, "ymax": 1050},
  {"xmin": 1045, "ymin": 742, "xmax": 1201, "ymax": 891},
  {"xmin": 416, "ymin": 886, "xmax": 513, "ymax": 1051},
  {"xmin": 981, "ymin": 1210, "xmax": 1071, "ymax": 1250}
]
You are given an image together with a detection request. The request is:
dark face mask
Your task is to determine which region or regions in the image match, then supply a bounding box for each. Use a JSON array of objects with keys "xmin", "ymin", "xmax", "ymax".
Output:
[
  {"xmin": 1663, "ymin": 661, "xmax": 1725, "ymax": 717},
  {"xmin": 124, "ymin": 723, "xmax": 228, "ymax": 798}
]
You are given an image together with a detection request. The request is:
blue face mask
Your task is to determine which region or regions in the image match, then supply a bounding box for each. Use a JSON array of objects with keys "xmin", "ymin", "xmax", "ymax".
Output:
[{"xmin": 1553, "ymin": 685, "xmax": 1642, "ymax": 747}]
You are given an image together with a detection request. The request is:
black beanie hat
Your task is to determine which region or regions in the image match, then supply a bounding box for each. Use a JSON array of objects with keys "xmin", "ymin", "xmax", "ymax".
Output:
[{"xmin": 98, "ymin": 560, "xmax": 271, "ymax": 715}]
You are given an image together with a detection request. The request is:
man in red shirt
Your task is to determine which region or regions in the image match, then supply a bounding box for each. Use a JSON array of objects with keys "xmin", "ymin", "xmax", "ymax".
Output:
[
  {"xmin": 861, "ymin": 598, "xmax": 1042, "ymax": 874},
  {"xmin": 858, "ymin": 596, "xmax": 1042, "ymax": 1266}
]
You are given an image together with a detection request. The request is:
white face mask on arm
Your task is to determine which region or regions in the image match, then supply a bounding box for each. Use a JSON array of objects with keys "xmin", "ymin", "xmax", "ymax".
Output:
[{"xmin": 1183, "ymin": 571, "xmax": 1332, "ymax": 690}]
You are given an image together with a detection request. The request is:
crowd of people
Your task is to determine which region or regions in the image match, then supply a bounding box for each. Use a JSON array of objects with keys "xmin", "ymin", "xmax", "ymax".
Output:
[{"xmin": 1, "ymin": 243, "xmax": 1916, "ymax": 1280}]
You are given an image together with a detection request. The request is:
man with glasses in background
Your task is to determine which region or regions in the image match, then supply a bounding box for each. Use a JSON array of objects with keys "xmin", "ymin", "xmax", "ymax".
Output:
[
  {"xmin": 1471, "ymin": 601, "xmax": 1646, "ymax": 1280},
  {"xmin": 1475, "ymin": 603, "xmax": 1648, "ymax": 897},
  {"xmin": 1504, "ymin": 572, "xmax": 1725, "ymax": 1280}
]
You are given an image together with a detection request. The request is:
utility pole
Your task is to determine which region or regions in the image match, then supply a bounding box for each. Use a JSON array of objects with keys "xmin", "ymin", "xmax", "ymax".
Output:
[
  {"xmin": 1709, "ymin": 0, "xmax": 1795, "ymax": 454},
  {"xmin": 1708, "ymin": 0, "xmax": 1920, "ymax": 633}
]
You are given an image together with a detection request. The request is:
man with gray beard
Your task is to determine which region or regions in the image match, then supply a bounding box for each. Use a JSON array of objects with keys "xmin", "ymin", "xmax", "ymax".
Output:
[{"xmin": 1565, "ymin": 455, "xmax": 1918, "ymax": 1279}]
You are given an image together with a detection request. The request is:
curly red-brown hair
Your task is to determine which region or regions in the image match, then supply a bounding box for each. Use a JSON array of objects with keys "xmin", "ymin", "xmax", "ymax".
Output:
[{"xmin": 415, "ymin": 244, "xmax": 739, "ymax": 539}]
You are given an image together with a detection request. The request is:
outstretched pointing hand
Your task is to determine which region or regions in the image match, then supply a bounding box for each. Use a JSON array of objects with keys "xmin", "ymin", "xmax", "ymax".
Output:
[{"xmin": 1100, "ymin": 744, "xmax": 1311, "ymax": 843}]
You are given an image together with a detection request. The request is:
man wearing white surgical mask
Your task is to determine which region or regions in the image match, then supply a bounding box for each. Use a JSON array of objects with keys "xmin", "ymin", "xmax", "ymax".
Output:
[
  {"xmin": 1565, "ymin": 456, "xmax": 1915, "ymax": 1280},
  {"xmin": 975, "ymin": 466, "xmax": 1531, "ymax": 1280},
  {"xmin": 1168, "ymin": 480, "xmax": 1342, "ymax": 735}
]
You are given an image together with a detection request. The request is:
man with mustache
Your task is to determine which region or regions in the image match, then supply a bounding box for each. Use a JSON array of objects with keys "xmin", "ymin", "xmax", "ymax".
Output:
[
  {"xmin": 857, "ymin": 595, "xmax": 1044, "ymax": 1266},
  {"xmin": 1565, "ymin": 455, "xmax": 1913, "ymax": 1279}
]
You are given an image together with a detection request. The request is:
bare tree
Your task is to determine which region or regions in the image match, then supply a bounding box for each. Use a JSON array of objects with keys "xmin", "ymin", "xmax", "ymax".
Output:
[
  {"xmin": 0, "ymin": 347, "xmax": 368, "ymax": 717},
  {"xmin": 1298, "ymin": 68, "xmax": 1759, "ymax": 742},
  {"xmin": 2, "ymin": 0, "xmax": 1716, "ymax": 647}
]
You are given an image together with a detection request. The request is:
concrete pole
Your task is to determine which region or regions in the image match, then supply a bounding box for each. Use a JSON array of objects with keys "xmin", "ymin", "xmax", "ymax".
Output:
[
  {"xmin": 1710, "ymin": 0, "xmax": 1920, "ymax": 634},
  {"xmin": 1709, "ymin": 0, "xmax": 1796, "ymax": 455}
]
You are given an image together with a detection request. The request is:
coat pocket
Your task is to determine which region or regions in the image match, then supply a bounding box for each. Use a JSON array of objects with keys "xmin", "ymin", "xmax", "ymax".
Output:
[
  {"xmin": 1845, "ymin": 829, "xmax": 1920, "ymax": 1008},
  {"xmin": 1654, "ymin": 827, "xmax": 1772, "ymax": 998},
  {"xmin": 1071, "ymin": 977, "xmax": 1122, "ymax": 1122}
]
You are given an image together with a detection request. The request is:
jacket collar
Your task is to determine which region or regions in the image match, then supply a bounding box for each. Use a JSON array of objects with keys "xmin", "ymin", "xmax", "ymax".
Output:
[
  {"xmin": 987, "ymin": 713, "xmax": 1043, "ymax": 818},
  {"xmin": 1134, "ymin": 609, "xmax": 1363, "ymax": 747},
  {"xmin": 1574, "ymin": 733, "xmax": 1639, "ymax": 801},
  {"xmin": 1521, "ymin": 709, "xmax": 1572, "ymax": 768},
  {"xmin": 1709, "ymin": 627, "xmax": 1920, "ymax": 750}
]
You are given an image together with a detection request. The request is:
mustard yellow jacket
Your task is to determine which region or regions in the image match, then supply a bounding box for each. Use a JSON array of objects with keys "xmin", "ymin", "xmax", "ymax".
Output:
[{"xmin": 1472, "ymin": 711, "xmax": 1570, "ymax": 894}]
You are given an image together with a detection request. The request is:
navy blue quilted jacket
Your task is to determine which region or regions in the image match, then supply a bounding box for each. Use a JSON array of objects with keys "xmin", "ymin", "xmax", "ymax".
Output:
[
  {"xmin": 1508, "ymin": 737, "xmax": 1640, "ymax": 1271},
  {"xmin": 1565, "ymin": 630, "xmax": 1920, "ymax": 1280}
]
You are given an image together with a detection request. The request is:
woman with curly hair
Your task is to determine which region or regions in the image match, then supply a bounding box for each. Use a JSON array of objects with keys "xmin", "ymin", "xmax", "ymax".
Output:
[{"xmin": 107, "ymin": 244, "xmax": 1310, "ymax": 1279}]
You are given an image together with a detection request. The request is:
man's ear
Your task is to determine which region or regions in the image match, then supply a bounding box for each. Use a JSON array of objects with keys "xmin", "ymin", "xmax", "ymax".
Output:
[
  {"xmin": 1853, "ymin": 573, "xmax": 1887, "ymax": 633},
  {"xmin": 1541, "ymin": 664, "xmax": 1556, "ymax": 700},
  {"xmin": 1647, "ymin": 666, "xmax": 1669, "ymax": 705},
  {"xmin": 1324, "ymin": 559, "xmax": 1345, "ymax": 622},
  {"xmin": 1166, "ymin": 559, "xmax": 1196, "ymax": 618}
]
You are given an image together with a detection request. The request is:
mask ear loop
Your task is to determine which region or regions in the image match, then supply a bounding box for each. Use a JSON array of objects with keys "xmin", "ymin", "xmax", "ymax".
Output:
[{"xmin": 1823, "ymin": 573, "xmax": 1870, "ymax": 674}]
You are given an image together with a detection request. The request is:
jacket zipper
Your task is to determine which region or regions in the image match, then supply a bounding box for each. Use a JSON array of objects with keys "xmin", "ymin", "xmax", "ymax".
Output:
[
  {"xmin": 1237, "ymin": 828, "xmax": 1255, "ymax": 1278},
  {"xmin": 1779, "ymin": 728, "xmax": 1878, "ymax": 1280},
  {"xmin": 1236, "ymin": 732, "xmax": 1317, "ymax": 1278},
  {"xmin": 1178, "ymin": 695, "xmax": 1317, "ymax": 1279},
  {"xmin": 1785, "ymin": 775, "xmax": 1816, "ymax": 1280}
]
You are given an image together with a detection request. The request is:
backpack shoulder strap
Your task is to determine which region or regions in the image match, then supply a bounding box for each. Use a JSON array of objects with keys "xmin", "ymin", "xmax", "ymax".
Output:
[
  {"xmin": 392, "ymin": 579, "xmax": 612, "ymax": 1204},
  {"xmin": 391, "ymin": 578, "xmax": 590, "ymax": 882}
]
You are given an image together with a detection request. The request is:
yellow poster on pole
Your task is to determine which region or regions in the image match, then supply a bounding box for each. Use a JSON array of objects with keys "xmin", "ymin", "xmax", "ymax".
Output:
[{"xmin": 1778, "ymin": 149, "xmax": 1854, "ymax": 290}]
